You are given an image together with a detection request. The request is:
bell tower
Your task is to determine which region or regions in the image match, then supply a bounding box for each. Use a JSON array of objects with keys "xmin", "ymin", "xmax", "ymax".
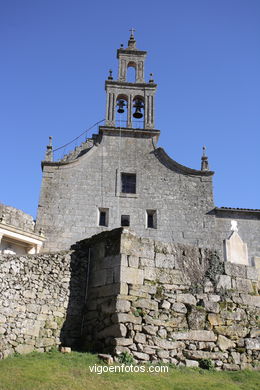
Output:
[{"xmin": 105, "ymin": 30, "xmax": 157, "ymax": 129}]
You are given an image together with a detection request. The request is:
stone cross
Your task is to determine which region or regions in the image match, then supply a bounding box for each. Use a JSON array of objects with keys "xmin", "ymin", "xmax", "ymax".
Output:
[{"xmin": 231, "ymin": 220, "xmax": 238, "ymax": 232}]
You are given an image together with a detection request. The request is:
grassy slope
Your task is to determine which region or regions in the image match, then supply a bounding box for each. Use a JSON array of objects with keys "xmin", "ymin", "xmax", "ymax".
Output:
[{"xmin": 0, "ymin": 351, "xmax": 259, "ymax": 390}]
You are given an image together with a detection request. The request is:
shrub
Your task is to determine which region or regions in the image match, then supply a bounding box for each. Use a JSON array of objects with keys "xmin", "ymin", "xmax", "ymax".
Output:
[
  {"xmin": 118, "ymin": 352, "xmax": 134, "ymax": 365},
  {"xmin": 199, "ymin": 358, "xmax": 214, "ymax": 370}
]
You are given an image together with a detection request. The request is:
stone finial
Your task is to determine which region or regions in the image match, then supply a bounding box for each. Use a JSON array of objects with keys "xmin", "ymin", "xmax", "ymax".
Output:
[
  {"xmin": 128, "ymin": 28, "xmax": 136, "ymax": 49},
  {"xmin": 149, "ymin": 73, "xmax": 154, "ymax": 83},
  {"xmin": 108, "ymin": 69, "xmax": 113, "ymax": 80},
  {"xmin": 45, "ymin": 136, "xmax": 53, "ymax": 162},
  {"xmin": 231, "ymin": 220, "xmax": 238, "ymax": 232},
  {"xmin": 39, "ymin": 228, "xmax": 45, "ymax": 236},
  {"xmin": 0, "ymin": 212, "xmax": 6, "ymax": 223},
  {"xmin": 201, "ymin": 146, "xmax": 209, "ymax": 171}
]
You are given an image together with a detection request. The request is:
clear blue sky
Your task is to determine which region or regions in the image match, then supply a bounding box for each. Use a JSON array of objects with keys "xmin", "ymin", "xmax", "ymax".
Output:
[{"xmin": 1, "ymin": 0, "xmax": 259, "ymax": 218}]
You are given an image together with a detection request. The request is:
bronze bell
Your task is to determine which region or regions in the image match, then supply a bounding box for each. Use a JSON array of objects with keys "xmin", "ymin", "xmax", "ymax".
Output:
[
  {"xmin": 133, "ymin": 99, "xmax": 144, "ymax": 119},
  {"xmin": 117, "ymin": 99, "xmax": 125, "ymax": 113}
]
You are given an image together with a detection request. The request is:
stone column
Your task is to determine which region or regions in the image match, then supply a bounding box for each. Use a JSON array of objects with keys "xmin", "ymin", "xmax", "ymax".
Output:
[
  {"xmin": 109, "ymin": 93, "xmax": 115, "ymax": 126},
  {"xmin": 128, "ymin": 94, "xmax": 133, "ymax": 128},
  {"xmin": 144, "ymin": 94, "xmax": 149, "ymax": 128}
]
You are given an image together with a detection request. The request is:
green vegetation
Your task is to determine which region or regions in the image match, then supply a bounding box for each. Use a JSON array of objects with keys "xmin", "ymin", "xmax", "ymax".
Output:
[
  {"xmin": 0, "ymin": 351, "xmax": 260, "ymax": 390},
  {"xmin": 118, "ymin": 352, "xmax": 134, "ymax": 364},
  {"xmin": 198, "ymin": 358, "xmax": 214, "ymax": 370}
]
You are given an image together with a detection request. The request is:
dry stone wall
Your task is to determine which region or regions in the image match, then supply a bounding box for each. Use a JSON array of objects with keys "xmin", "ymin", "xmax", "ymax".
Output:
[
  {"xmin": 82, "ymin": 228, "xmax": 260, "ymax": 370},
  {"xmin": 0, "ymin": 203, "xmax": 35, "ymax": 233},
  {"xmin": 0, "ymin": 250, "xmax": 87, "ymax": 358},
  {"xmin": 0, "ymin": 227, "xmax": 259, "ymax": 370}
]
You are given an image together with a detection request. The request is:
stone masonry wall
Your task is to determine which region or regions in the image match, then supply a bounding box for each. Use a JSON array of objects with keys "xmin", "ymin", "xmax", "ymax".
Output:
[
  {"xmin": 82, "ymin": 228, "xmax": 260, "ymax": 370},
  {"xmin": 0, "ymin": 250, "xmax": 87, "ymax": 358},
  {"xmin": 0, "ymin": 203, "xmax": 35, "ymax": 233},
  {"xmin": 0, "ymin": 228, "xmax": 259, "ymax": 370},
  {"xmin": 36, "ymin": 130, "xmax": 216, "ymax": 252}
]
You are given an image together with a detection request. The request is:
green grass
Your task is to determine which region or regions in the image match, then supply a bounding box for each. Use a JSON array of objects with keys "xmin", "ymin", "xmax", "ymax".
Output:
[{"xmin": 0, "ymin": 351, "xmax": 259, "ymax": 390}]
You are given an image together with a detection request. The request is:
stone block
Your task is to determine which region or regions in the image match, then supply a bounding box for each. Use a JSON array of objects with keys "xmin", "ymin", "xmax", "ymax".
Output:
[
  {"xmin": 202, "ymin": 300, "xmax": 220, "ymax": 313},
  {"xmin": 112, "ymin": 313, "xmax": 142, "ymax": 324},
  {"xmin": 184, "ymin": 350, "xmax": 223, "ymax": 360},
  {"xmin": 171, "ymin": 330, "xmax": 217, "ymax": 342},
  {"xmin": 176, "ymin": 294, "xmax": 196, "ymax": 305},
  {"xmin": 187, "ymin": 307, "xmax": 206, "ymax": 330},
  {"xmin": 60, "ymin": 347, "xmax": 71, "ymax": 354},
  {"xmin": 143, "ymin": 325, "xmax": 158, "ymax": 335},
  {"xmin": 97, "ymin": 324, "xmax": 127, "ymax": 339},
  {"xmin": 157, "ymin": 350, "xmax": 169, "ymax": 359},
  {"xmin": 134, "ymin": 333, "xmax": 146, "ymax": 344},
  {"xmin": 155, "ymin": 253, "xmax": 175, "ymax": 269},
  {"xmin": 223, "ymin": 364, "xmax": 240, "ymax": 371},
  {"xmin": 101, "ymin": 300, "xmax": 116, "ymax": 314},
  {"xmin": 250, "ymin": 328, "xmax": 260, "ymax": 338},
  {"xmin": 143, "ymin": 267, "xmax": 156, "ymax": 281},
  {"xmin": 216, "ymin": 275, "xmax": 231, "ymax": 290},
  {"xmin": 133, "ymin": 298, "xmax": 158, "ymax": 311},
  {"xmin": 246, "ymin": 266, "xmax": 258, "ymax": 281},
  {"xmin": 153, "ymin": 337, "xmax": 184, "ymax": 350},
  {"xmin": 172, "ymin": 303, "xmax": 187, "ymax": 314},
  {"xmin": 0, "ymin": 314, "xmax": 6, "ymax": 323},
  {"xmin": 22, "ymin": 290, "xmax": 36, "ymax": 299},
  {"xmin": 245, "ymin": 338, "xmax": 260, "ymax": 350},
  {"xmin": 208, "ymin": 295, "xmax": 221, "ymax": 302},
  {"xmin": 232, "ymin": 278, "xmax": 254, "ymax": 293},
  {"xmin": 128, "ymin": 256, "xmax": 139, "ymax": 268},
  {"xmin": 224, "ymin": 262, "xmax": 246, "ymax": 278},
  {"xmin": 120, "ymin": 266, "xmax": 144, "ymax": 285},
  {"xmin": 132, "ymin": 351, "xmax": 150, "ymax": 360},
  {"xmin": 113, "ymin": 338, "xmax": 133, "ymax": 346},
  {"xmin": 91, "ymin": 269, "xmax": 107, "ymax": 287},
  {"xmin": 98, "ymin": 354, "xmax": 113, "ymax": 365},
  {"xmin": 231, "ymin": 352, "xmax": 241, "ymax": 364},
  {"xmin": 140, "ymin": 258, "xmax": 154, "ymax": 267},
  {"xmin": 161, "ymin": 300, "xmax": 171, "ymax": 310},
  {"xmin": 143, "ymin": 346, "xmax": 157, "ymax": 354},
  {"xmin": 21, "ymin": 319, "xmax": 41, "ymax": 337},
  {"xmin": 92, "ymin": 283, "xmax": 121, "ymax": 297},
  {"xmin": 214, "ymin": 325, "xmax": 248, "ymax": 340},
  {"xmin": 15, "ymin": 344, "xmax": 34, "ymax": 355},
  {"xmin": 116, "ymin": 299, "xmax": 131, "ymax": 313},
  {"xmin": 114, "ymin": 346, "xmax": 130, "ymax": 355},
  {"xmin": 185, "ymin": 359, "xmax": 199, "ymax": 367},
  {"xmin": 157, "ymin": 328, "xmax": 167, "ymax": 338},
  {"xmin": 240, "ymin": 294, "xmax": 260, "ymax": 307},
  {"xmin": 217, "ymin": 335, "xmax": 236, "ymax": 351}
]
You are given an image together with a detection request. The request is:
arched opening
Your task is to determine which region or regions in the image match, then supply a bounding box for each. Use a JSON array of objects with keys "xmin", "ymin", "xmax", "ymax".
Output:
[
  {"xmin": 132, "ymin": 95, "xmax": 145, "ymax": 129},
  {"xmin": 116, "ymin": 94, "xmax": 128, "ymax": 127},
  {"xmin": 127, "ymin": 62, "xmax": 136, "ymax": 82}
]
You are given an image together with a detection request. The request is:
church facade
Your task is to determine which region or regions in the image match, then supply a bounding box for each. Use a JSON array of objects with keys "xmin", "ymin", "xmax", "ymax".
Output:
[{"xmin": 35, "ymin": 32, "xmax": 260, "ymax": 265}]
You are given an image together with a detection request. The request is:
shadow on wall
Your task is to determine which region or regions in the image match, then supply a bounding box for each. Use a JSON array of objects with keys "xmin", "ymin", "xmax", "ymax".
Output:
[
  {"xmin": 60, "ymin": 247, "xmax": 89, "ymax": 350},
  {"xmin": 60, "ymin": 229, "xmax": 122, "ymax": 353}
]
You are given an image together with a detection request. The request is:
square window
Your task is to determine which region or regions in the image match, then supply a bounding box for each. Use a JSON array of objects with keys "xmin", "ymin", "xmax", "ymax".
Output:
[
  {"xmin": 146, "ymin": 210, "xmax": 157, "ymax": 229},
  {"xmin": 98, "ymin": 208, "xmax": 109, "ymax": 227},
  {"xmin": 121, "ymin": 215, "xmax": 130, "ymax": 227},
  {"xmin": 121, "ymin": 173, "xmax": 136, "ymax": 194}
]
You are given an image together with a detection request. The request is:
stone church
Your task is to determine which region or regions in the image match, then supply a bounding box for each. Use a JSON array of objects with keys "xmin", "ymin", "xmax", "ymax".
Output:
[
  {"xmin": 0, "ymin": 32, "xmax": 260, "ymax": 367},
  {"xmin": 33, "ymin": 32, "xmax": 259, "ymax": 266},
  {"xmin": 1, "ymin": 32, "xmax": 259, "ymax": 265}
]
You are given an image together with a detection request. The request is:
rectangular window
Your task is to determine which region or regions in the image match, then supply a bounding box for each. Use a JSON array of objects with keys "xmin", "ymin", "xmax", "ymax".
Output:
[
  {"xmin": 146, "ymin": 210, "xmax": 157, "ymax": 229},
  {"xmin": 98, "ymin": 208, "xmax": 109, "ymax": 227},
  {"xmin": 121, "ymin": 173, "xmax": 136, "ymax": 194},
  {"xmin": 121, "ymin": 215, "xmax": 130, "ymax": 227}
]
